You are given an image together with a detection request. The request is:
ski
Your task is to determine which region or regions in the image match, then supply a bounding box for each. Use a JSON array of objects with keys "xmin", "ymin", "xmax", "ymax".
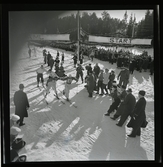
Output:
[
  {"xmin": 66, "ymin": 99, "xmax": 77, "ymax": 108},
  {"xmin": 53, "ymin": 94, "xmax": 65, "ymax": 104},
  {"xmin": 58, "ymin": 90, "xmax": 77, "ymax": 108}
]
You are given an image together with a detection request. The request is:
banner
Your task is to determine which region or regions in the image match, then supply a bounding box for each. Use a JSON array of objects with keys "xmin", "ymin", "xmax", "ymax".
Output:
[
  {"xmin": 89, "ymin": 35, "xmax": 131, "ymax": 44},
  {"xmin": 29, "ymin": 34, "xmax": 70, "ymax": 41},
  {"xmin": 131, "ymin": 39, "xmax": 152, "ymax": 45},
  {"xmin": 88, "ymin": 35, "xmax": 152, "ymax": 46}
]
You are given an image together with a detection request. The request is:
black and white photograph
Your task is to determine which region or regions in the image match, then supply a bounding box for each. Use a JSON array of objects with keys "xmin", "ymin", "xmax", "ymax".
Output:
[{"xmin": 1, "ymin": 4, "xmax": 161, "ymax": 163}]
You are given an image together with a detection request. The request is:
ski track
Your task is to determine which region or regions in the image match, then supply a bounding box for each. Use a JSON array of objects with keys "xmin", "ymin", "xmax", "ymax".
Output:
[{"xmin": 10, "ymin": 43, "xmax": 154, "ymax": 161}]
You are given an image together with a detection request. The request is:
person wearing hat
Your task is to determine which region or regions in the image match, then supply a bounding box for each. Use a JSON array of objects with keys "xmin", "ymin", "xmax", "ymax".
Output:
[
  {"xmin": 10, "ymin": 126, "xmax": 21, "ymax": 145},
  {"xmin": 127, "ymin": 90, "xmax": 147, "ymax": 137},
  {"xmin": 116, "ymin": 88, "xmax": 136, "ymax": 127},
  {"xmin": 110, "ymin": 85, "xmax": 127, "ymax": 120},
  {"xmin": 96, "ymin": 69, "xmax": 104, "ymax": 95},
  {"xmin": 104, "ymin": 85, "xmax": 121, "ymax": 116},
  {"xmin": 76, "ymin": 64, "xmax": 84, "ymax": 83},
  {"xmin": 85, "ymin": 64, "xmax": 93, "ymax": 75},
  {"xmin": 13, "ymin": 84, "xmax": 30, "ymax": 126},
  {"xmin": 103, "ymin": 68, "xmax": 110, "ymax": 95},
  {"xmin": 10, "ymin": 114, "xmax": 20, "ymax": 128},
  {"xmin": 87, "ymin": 70, "xmax": 96, "ymax": 97},
  {"xmin": 108, "ymin": 70, "xmax": 115, "ymax": 92}
]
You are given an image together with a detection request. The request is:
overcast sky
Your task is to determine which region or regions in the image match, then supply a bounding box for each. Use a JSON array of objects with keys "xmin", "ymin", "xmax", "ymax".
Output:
[{"xmin": 60, "ymin": 10, "xmax": 153, "ymax": 23}]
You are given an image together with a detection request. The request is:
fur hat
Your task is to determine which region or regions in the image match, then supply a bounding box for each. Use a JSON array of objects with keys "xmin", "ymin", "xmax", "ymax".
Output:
[
  {"xmin": 127, "ymin": 88, "xmax": 132, "ymax": 92},
  {"xmin": 11, "ymin": 115, "xmax": 20, "ymax": 122},
  {"xmin": 10, "ymin": 127, "xmax": 21, "ymax": 136},
  {"xmin": 139, "ymin": 90, "xmax": 146, "ymax": 96}
]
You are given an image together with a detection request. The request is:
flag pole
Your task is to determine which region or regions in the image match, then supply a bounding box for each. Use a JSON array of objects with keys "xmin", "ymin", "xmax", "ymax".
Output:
[{"xmin": 77, "ymin": 10, "xmax": 80, "ymax": 62}]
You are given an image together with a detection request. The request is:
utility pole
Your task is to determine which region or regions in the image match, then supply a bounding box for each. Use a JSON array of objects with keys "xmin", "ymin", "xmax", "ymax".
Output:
[{"xmin": 77, "ymin": 10, "xmax": 80, "ymax": 62}]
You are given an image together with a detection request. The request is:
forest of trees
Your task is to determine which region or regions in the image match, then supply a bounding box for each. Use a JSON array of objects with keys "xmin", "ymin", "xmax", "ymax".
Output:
[{"xmin": 45, "ymin": 10, "xmax": 153, "ymax": 39}]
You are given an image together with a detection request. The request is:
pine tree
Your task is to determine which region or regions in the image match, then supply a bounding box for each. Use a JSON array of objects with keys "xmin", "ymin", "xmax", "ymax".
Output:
[{"xmin": 126, "ymin": 13, "xmax": 133, "ymax": 37}]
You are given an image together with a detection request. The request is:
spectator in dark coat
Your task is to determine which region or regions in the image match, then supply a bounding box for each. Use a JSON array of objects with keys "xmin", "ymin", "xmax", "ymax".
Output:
[
  {"xmin": 129, "ymin": 59, "xmax": 135, "ymax": 74},
  {"xmin": 47, "ymin": 52, "xmax": 52, "ymax": 66},
  {"xmin": 87, "ymin": 71, "xmax": 95, "ymax": 97},
  {"xmin": 76, "ymin": 64, "xmax": 84, "ymax": 83},
  {"xmin": 85, "ymin": 64, "xmax": 93, "ymax": 75},
  {"xmin": 49, "ymin": 57, "xmax": 55, "ymax": 71},
  {"xmin": 127, "ymin": 90, "xmax": 147, "ymax": 137},
  {"xmin": 93, "ymin": 63, "xmax": 100, "ymax": 80},
  {"xmin": 117, "ymin": 67, "xmax": 130, "ymax": 88},
  {"xmin": 72, "ymin": 54, "xmax": 78, "ymax": 68},
  {"xmin": 111, "ymin": 85, "xmax": 127, "ymax": 120},
  {"xmin": 13, "ymin": 84, "xmax": 30, "ymax": 126},
  {"xmin": 104, "ymin": 85, "xmax": 120, "ymax": 116},
  {"xmin": 116, "ymin": 88, "xmax": 136, "ymax": 126},
  {"xmin": 108, "ymin": 70, "xmax": 115, "ymax": 91}
]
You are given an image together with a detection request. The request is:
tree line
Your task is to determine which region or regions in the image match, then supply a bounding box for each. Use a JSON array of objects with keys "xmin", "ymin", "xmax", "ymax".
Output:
[{"xmin": 45, "ymin": 10, "xmax": 153, "ymax": 39}]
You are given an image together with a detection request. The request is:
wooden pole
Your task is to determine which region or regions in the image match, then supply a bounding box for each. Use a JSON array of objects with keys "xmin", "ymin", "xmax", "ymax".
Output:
[{"xmin": 77, "ymin": 10, "xmax": 80, "ymax": 62}]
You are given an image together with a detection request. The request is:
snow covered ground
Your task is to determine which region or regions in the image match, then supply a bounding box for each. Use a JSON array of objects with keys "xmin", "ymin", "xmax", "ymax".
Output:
[{"xmin": 9, "ymin": 43, "xmax": 154, "ymax": 161}]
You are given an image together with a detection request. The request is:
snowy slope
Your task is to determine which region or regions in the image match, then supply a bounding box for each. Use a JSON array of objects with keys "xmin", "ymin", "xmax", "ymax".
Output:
[{"xmin": 9, "ymin": 43, "xmax": 154, "ymax": 161}]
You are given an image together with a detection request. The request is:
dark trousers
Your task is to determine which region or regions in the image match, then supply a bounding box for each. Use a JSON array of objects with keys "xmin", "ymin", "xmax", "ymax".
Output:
[
  {"xmin": 117, "ymin": 113, "xmax": 130, "ymax": 126},
  {"xmin": 17, "ymin": 116, "xmax": 24, "ymax": 125},
  {"xmin": 107, "ymin": 101, "xmax": 120, "ymax": 115},
  {"xmin": 130, "ymin": 127, "xmax": 141, "ymax": 136},
  {"xmin": 76, "ymin": 72, "xmax": 83, "ymax": 83},
  {"xmin": 103, "ymin": 84, "xmax": 108, "ymax": 94},
  {"xmin": 37, "ymin": 73, "xmax": 44, "ymax": 85},
  {"xmin": 97, "ymin": 80, "xmax": 104, "ymax": 94}
]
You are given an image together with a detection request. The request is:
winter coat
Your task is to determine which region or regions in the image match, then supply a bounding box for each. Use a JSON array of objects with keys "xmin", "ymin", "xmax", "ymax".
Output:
[
  {"xmin": 14, "ymin": 90, "xmax": 29, "ymax": 118},
  {"xmin": 115, "ymin": 90, "xmax": 127, "ymax": 115},
  {"xmin": 87, "ymin": 74, "xmax": 95, "ymax": 93},
  {"xmin": 93, "ymin": 65, "xmax": 100, "ymax": 76},
  {"xmin": 118, "ymin": 69, "xmax": 130, "ymax": 81},
  {"xmin": 128, "ymin": 97, "xmax": 146, "ymax": 128},
  {"xmin": 122, "ymin": 93, "xmax": 136, "ymax": 115}
]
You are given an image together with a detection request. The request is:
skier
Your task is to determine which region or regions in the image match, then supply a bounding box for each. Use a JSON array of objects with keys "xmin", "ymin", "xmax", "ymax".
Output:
[
  {"xmin": 45, "ymin": 70, "xmax": 60, "ymax": 98},
  {"xmin": 36, "ymin": 65, "xmax": 47, "ymax": 87},
  {"xmin": 61, "ymin": 74, "xmax": 78, "ymax": 101}
]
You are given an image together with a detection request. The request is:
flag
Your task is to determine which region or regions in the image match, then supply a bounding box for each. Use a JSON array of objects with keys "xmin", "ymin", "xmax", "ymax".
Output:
[{"xmin": 80, "ymin": 28, "xmax": 88, "ymax": 42}]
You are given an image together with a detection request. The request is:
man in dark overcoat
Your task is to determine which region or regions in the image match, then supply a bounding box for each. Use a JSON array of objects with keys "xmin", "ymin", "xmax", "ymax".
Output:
[
  {"xmin": 127, "ymin": 90, "xmax": 147, "ymax": 137},
  {"xmin": 116, "ymin": 88, "xmax": 136, "ymax": 126},
  {"xmin": 87, "ymin": 71, "xmax": 95, "ymax": 97},
  {"xmin": 13, "ymin": 84, "xmax": 30, "ymax": 126},
  {"xmin": 47, "ymin": 51, "xmax": 52, "ymax": 66}
]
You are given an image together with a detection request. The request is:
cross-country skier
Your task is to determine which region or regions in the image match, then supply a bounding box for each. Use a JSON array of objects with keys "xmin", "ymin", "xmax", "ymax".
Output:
[
  {"xmin": 44, "ymin": 70, "xmax": 60, "ymax": 98},
  {"xmin": 36, "ymin": 65, "xmax": 47, "ymax": 87},
  {"xmin": 60, "ymin": 74, "xmax": 78, "ymax": 101}
]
